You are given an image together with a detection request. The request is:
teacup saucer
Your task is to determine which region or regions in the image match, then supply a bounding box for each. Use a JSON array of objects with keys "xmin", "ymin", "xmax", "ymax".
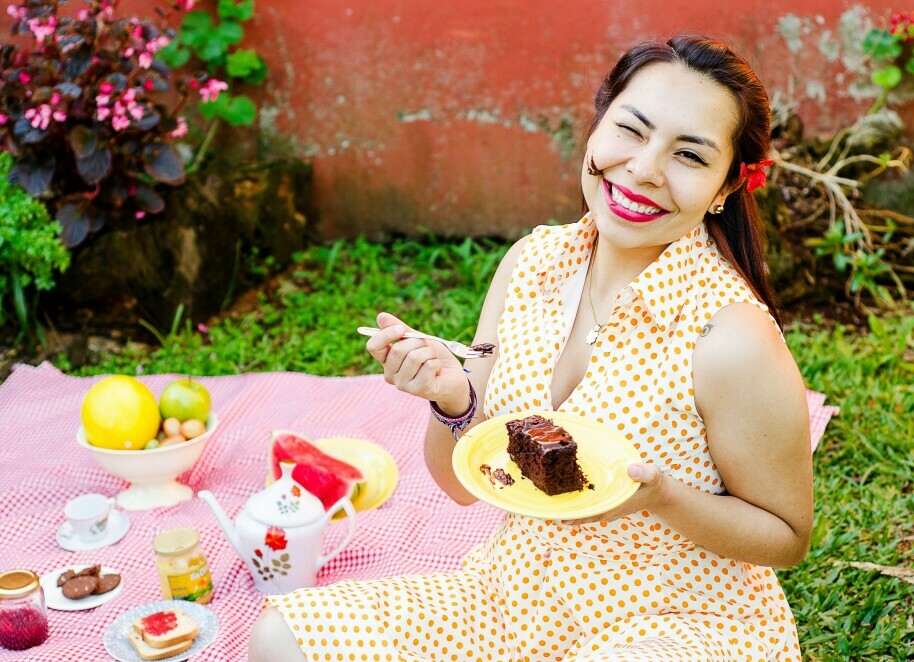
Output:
[{"xmin": 56, "ymin": 510, "xmax": 131, "ymax": 551}]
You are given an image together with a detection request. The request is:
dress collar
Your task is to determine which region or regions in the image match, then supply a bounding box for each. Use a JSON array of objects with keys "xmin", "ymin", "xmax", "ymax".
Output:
[{"xmin": 537, "ymin": 214, "xmax": 709, "ymax": 331}]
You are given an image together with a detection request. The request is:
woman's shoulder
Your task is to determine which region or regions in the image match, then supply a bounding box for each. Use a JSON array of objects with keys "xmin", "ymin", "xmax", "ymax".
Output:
[{"xmin": 692, "ymin": 302, "xmax": 795, "ymax": 398}]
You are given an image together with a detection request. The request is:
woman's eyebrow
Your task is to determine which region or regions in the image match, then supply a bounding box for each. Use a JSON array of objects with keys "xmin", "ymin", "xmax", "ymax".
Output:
[{"xmin": 620, "ymin": 104, "xmax": 720, "ymax": 153}]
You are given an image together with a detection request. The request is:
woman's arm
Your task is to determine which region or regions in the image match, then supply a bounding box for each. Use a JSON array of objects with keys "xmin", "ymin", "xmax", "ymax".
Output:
[
  {"xmin": 566, "ymin": 302, "xmax": 813, "ymax": 568},
  {"xmin": 685, "ymin": 302, "xmax": 813, "ymax": 566},
  {"xmin": 422, "ymin": 235, "xmax": 530, "ymax": 504}
]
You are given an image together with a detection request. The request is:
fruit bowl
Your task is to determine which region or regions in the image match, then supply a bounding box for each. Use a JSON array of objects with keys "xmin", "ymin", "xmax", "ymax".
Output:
[{"xmin": 77, "ymin": 414, "xmax": 218, "ymax": 511}]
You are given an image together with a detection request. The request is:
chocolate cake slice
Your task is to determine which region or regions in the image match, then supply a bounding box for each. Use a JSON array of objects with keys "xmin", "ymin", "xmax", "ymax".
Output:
[{"xmin": 506, "ymin": 415, "xmax": 586, "ymax": 495}]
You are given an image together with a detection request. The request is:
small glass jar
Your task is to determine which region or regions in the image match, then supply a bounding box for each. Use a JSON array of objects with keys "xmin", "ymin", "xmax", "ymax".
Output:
[
  {"xmin": 153, "ymin": 527, "xmax": 213, "ymax": 604},
  {"xmin": 0, "ymin": 569, "xmax": 49, "ymax": 651}
]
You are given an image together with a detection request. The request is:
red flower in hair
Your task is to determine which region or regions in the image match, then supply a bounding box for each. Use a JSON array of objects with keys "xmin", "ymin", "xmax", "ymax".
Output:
[{"xmin": 740, "ymin": 159, "xmax": 774, "ymax": 193}]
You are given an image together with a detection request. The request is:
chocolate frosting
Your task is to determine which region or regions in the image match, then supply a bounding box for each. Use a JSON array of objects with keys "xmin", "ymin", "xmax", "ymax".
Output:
[{"xmin": 508, "ymin": 415, "xmax": 572, "ymax": 449}]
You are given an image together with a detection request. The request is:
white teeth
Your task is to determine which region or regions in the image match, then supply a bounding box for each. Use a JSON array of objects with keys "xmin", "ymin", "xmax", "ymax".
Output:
[{"xmin": 610, "ymin": 185, "xmax": 663, "ymax": 214}]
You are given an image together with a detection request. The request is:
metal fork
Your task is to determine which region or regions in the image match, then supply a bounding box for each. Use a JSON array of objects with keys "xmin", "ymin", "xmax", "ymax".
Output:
[{"xmin": 357, "ymin": 326, "xmax": 490, "ymax": 360}]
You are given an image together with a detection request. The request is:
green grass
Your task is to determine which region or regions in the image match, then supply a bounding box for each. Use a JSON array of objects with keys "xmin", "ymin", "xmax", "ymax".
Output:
[{"xmin": 55, "ymin": 236, "xmax": 914, "ymax": 660}]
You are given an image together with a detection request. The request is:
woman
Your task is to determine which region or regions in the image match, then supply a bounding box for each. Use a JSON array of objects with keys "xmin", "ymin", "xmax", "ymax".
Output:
[{"xmin": 250, "ymin": 35, "xmax": 813, "ymax": 661}]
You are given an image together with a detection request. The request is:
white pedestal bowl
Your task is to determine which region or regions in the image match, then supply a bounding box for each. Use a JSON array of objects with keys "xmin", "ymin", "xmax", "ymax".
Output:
[{"xmin": 77, "ymin": 414, "xmax": 219, "ymax": 511}]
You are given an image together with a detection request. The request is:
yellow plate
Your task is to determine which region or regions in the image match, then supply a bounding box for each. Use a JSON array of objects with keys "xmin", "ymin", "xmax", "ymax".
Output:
[
  {"xmin": 315, "ymin": 437, "xmax": 399, "ymax": 521},
  {"xmin": 452, "ymin": 411, "xmax": 640, "ymax": 520}
]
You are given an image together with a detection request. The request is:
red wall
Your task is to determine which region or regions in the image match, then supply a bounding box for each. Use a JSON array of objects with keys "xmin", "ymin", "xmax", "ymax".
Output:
[{"xmin": 5, "ymin": 1, "xmax": 911, "ymax": 238}]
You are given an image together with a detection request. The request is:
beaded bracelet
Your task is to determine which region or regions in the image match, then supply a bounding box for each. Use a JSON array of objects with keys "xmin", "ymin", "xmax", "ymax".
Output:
[{"xmin": 430, "ymin": 381, "xmax": 477, "ymax": 441}]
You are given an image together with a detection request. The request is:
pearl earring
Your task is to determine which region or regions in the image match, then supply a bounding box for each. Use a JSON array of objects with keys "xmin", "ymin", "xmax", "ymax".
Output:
[{"xmin": 710, "ymin": 204, "xmax": 724, "ymax": 214}]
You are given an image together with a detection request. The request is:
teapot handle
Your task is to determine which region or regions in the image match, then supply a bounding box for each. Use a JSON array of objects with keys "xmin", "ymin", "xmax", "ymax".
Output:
[{"xmin": 316, "ymin": 497, "xmax": 357, "ymax": 570}]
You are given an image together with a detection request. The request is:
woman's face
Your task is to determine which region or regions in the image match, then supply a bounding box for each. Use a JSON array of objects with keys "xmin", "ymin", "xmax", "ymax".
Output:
[{"xmin": 582, "ymin": 61, "xmax": 740, "ymax": 251}]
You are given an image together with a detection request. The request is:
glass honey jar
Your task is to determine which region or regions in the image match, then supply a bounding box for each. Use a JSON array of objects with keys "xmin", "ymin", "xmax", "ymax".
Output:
[{"xmin": 153, "ymin": 527, "xmax": 213, "ymax": 604}]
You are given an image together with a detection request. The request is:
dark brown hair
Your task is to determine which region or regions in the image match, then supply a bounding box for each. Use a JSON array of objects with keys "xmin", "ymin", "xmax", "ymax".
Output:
[{"xmin": 583, "ymin": 35, "xmax": 781, "ymax": 327}]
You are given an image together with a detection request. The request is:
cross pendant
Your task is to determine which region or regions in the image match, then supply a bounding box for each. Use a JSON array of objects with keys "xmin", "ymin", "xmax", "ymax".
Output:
[{"xmin": 585, "ymin": 324, "xmax": 602, "ymax": 345}]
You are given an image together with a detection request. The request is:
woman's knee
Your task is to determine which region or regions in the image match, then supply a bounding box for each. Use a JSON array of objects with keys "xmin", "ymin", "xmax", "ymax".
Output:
[{"xmin": 248, "ymin": 606, "xmax": 303, "ymax": 661}]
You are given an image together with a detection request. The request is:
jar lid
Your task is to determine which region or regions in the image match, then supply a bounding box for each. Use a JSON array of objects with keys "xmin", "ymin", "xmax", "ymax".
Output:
[
  {"xmin": 0, "ymin": 570, "xmax": 39, "ymax": 599},
  {"xmin": 153, "ymin": 527, "xmax": 199, "ymax": 556}
]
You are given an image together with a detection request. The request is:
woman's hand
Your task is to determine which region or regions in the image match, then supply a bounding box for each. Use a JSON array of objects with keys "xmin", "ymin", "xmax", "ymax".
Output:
[
  {"xmin": 365, "ymin": 312, "xmax": 471, "ymax": 414},
  {"xmin": 559, "ymin": 463, "xmax": 668, "ymax": 525}
]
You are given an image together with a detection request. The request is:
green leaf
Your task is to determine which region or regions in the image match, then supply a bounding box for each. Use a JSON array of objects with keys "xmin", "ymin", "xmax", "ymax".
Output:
[
  {"xmin": 216, "ymin": 21, "xmax": 244, "ymax": 45},
  {"xmin": 871, "ymin": 65, "xmax": 902, "ymax": 89},
  {"xmin": 158, "ymin": 42, "xmax": 191, "ymax": 68},
  {"xmin": 199, "ymin": 93, "xmax": 230, "ymax": 121},
  {"xmin": 870, "ymin": 64, "xmax": 901, "ymax": 90},
  {"xmin": 218, "ymin": 0, "xmax": 255, "ymax": 22},
  {"xmin": 181, "ymin": 10, "xmax": 213, "ymax": 34},
  {"xmin": 226, "ymin": 49, "xmax": 263, "ymax": 78},
  {"xmin": 243, "ymin": 62, "xmax": 267, "ymax": 84},
  {"xmin": 906, "ymin": 57, "xmax": 914, "ymax": 75},
  {"xmin": 224, "ymin": 95, "xmax": 256, "ymax": 126},
  {"xmin": 199, "ymin": 36, "xmax": 227, "ymax": 62},
  {"xmin": 862, "ymin": 29, "xmax": 902, "ymax": 60}
]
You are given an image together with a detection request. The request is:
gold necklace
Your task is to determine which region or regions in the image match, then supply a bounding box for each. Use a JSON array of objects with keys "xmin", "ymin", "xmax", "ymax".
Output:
[{"xmin": 584, "ymin": 252, "xmax": 605, "ymax": 345}]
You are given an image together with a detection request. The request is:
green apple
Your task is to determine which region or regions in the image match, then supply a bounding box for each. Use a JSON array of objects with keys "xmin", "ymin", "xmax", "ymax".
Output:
[{"xmin": 159, "ymin": 379, "xmax": 211, "ymax": 423}]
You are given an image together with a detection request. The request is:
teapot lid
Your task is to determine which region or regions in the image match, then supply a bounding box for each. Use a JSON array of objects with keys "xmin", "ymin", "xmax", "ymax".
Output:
[{"xmin": 245, "ymin": 462, "xmax": 326, "ymax": 527}]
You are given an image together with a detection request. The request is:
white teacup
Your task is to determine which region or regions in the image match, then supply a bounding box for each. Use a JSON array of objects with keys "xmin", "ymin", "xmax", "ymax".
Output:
[{"xmin": 64, "ymin": 493, "xmax": 116, "ymax": 543}]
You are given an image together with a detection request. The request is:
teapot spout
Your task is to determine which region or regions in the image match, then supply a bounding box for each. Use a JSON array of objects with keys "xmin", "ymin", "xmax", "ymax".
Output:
[{"xmin": 197, "ymin": 490, "xmax": 244, "ymax": 559}]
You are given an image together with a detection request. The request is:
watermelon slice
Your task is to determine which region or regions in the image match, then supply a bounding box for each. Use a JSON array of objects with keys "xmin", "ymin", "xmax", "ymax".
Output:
[{"xmin": 269, "ymin": 431, "xmax": 365, "ymax": 511}]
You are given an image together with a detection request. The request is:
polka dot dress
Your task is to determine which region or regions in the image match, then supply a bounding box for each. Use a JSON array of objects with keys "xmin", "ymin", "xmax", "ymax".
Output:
[{"xmin": 266, "ymin": 214, "xmax": 802, "ymax": 661}]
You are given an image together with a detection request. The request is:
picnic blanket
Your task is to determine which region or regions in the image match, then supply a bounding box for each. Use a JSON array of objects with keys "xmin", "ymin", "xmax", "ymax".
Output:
[{"xmin": 0, "ymin": 362, "xmax": 839, "ymax": 661}]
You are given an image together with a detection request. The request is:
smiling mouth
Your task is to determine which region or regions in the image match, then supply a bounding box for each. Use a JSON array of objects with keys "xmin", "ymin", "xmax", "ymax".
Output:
[{"xmin": 607, "ymin": 182, "xmax": 668, "ymax": 215}]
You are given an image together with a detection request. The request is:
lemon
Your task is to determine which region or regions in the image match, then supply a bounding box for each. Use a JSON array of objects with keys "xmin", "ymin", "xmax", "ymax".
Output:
[{"xmin": 82, "ymin": 375, "xmax": 162, "ymax": 450}]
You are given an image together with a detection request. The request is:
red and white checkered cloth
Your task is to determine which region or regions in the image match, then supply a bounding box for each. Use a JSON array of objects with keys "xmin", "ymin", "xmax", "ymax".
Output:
[{"xmin": 0, "ymin": 362, "xmax": 838, "ymax": 661}]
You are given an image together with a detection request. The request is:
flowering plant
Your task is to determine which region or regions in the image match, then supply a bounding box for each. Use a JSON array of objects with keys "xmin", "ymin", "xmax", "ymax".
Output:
[
  {"xmin": 0, "ymin": 0, "xmax": 229, "ymax": 248},
  {"xmin": 158, "ymin": 0, "xmax": 266, "ymax": 170},
  {"xmin": 862, "ymin": 10, "xmax": 914, "ymax": 112}
]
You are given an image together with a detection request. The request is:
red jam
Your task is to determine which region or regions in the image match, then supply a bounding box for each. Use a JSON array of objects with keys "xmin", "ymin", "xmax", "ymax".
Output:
[
  {"xmin": 140, "ymin": 610, "xmax": 178, "ymax": 636},
  {"xmin": 0, "ymin": 606, "xmax": 49, "ymax": 651}
]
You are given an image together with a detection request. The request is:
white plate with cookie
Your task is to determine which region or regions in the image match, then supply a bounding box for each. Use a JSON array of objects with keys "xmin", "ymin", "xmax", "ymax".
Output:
[
  {"xmin": 104, "ymin": 600, "xmax": 218, "ymax": 662},
  {"xmin": 40, "ymin": 564, "xmax": 124, "ymax": 611}
]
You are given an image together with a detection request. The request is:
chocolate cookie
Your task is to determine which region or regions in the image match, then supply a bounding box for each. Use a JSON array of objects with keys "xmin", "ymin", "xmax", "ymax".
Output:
[
  {"xmin": 57, "ymin": 569, "xmax": 76, "ymax": 587},
  {"xmin": 62, "ymin": 575, "xmax": 98, "ymax": 599},
  {"xmin": 75, "ymin": 565, "xmax": 101, "ymax": 578},
  {"xmin": 94, "ymin": 573, "xmax": 121, "ymax": 595}
]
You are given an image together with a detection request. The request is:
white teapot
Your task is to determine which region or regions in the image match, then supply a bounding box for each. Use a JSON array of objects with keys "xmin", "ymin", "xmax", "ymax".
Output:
[{"xmin": 198, "ymin": 462, "xmax": 356, "ymax": 594}]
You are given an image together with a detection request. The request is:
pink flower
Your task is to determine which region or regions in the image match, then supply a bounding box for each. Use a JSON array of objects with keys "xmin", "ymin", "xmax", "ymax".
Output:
[
  {"xmin": 6, "ymin": 5, "xmax": 25, "ymax": 20},
  {"xmin": 96, "ymin": 94, "xmax": 110, "ymax": 107},
  {"xmin": 111, "ymin": 114, "xmax": 130, "ymax": 131},
  {"xmin": 199, "ymin": 78, "xmax": 228, "ymax": 103},
  {"xmin": 27, "ymin": 17, "xmax": 56, "ymax": 45},
  {"xmin": 123, "ymin": 47, "xmax": 135, "ymax": 58},
  {"xmin": 77, "ymin": 9, "xmax": 88, "ymax": 21},
  {"xmin": 146, "ymin": 36, "xmax": 170, "ymax": 53},
  {"xmin": 25, "ymin": 104, "xmax": 52, "ymax": 130},
  {"xmin": 167, "ymin": 116, "xmax": 188, "ymax": 139},
  {"xmin": 100, "ymin": 82, "xmax": 114, "ymax": 94},
  {"xmin": 18, "ymin": 72, "xmax": 30, "ymax": 84},
  {"xmin": 197, "ymin": 323, "xmax": 209, "ymax": 334},
  {"xmin": 131, "ymin": 25, "xmax": 143, "ymax": 40},
  {"xmin": 123, "ymin": 89, "xmax": 136, "ymax": 103},
  {"xmin": 96, "ymin": 106, "xmax": 111, "ymax": 121},
  {"xmin": 176, "ymin": 0, "xmax": 196, "ymax": 10},
  {"xmin": 50, "ymin": 92, "xmax": 61, "ymax": 106},
  {"xmin": 129, "ymin": 104, "xmax": 145, "ymax": 121},
  {"xmin": 138, "ymin": 52, "xmax": 152, "ymax": 69},
  {"xmin": 135, "ymin": 211, "xmax": 146, "ymax": 219},
  {"xmin": 0, "ymin": 113, "xmax": 8, "ymax": 125},
  {"xmin": 52, "ymin": 110, "xmax": 66, "ymax": 122}
]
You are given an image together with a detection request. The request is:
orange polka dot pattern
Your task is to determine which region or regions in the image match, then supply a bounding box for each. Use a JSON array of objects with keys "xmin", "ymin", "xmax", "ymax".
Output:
[{"xmin": 266, "ymin": 215, "xmax": 801, "ymax": 661}]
